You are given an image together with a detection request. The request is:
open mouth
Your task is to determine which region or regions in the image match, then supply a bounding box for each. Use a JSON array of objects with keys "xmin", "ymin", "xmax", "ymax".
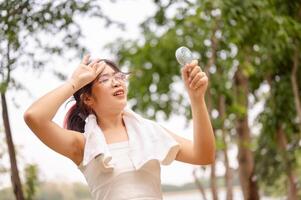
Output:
[{"xmin": 113, "ymin": 89, "xmax": 124, "ymax": 96}]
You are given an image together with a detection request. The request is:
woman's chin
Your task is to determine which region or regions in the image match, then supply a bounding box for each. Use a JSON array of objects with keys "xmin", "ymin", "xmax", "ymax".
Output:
[
  {"xmin": 112, "ymin": 95, "xmax": 127, "ymax": 104},
  {"xmin": 115, "ymin": 99, "xmax": 127, "ymax": 110},
  {"xmin": 102, "ymin": 96, "xmax": 127, "ymax": 112}
]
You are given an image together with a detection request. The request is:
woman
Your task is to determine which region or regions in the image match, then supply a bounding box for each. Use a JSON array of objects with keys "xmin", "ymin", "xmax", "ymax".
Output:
[{"xmin": 24, "ymin": 54, "xmax": 215, "ymax": 200}]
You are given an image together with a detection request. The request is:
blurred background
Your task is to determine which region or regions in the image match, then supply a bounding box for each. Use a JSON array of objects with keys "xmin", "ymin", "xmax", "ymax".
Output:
[{"xmin": 0, "ymin": 0, "xmax": 300, "ymax": 199}]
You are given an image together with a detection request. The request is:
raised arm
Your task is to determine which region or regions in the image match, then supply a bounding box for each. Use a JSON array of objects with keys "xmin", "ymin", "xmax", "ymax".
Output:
[
  {"xmin": 169, "ymin": 60, "xmax": 216, "ymax": 165},
  {"xmin": 23, "ymin": 55, "xmax": 105, "ymax": 165}
]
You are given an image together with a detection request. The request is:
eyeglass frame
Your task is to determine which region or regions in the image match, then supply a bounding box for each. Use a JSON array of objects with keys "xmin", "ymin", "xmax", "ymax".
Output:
[{"xmin": 95, "ymin": 71, "xmax": 130, "ymax": 85}]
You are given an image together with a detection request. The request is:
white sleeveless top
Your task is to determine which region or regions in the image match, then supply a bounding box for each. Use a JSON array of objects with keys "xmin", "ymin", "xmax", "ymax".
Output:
[
  {"xmin": 79, "ymin": 141, "xmax": 162, "ymax": 199},
  {"xmin": 77, "ymin": 107, "xmax": 180, "ymax": 200}
]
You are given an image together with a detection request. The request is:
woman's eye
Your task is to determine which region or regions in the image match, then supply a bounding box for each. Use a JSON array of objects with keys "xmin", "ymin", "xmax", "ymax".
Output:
[{"xmin": 99, "ymin": 78, "xmax": 109, "ymax": 83}]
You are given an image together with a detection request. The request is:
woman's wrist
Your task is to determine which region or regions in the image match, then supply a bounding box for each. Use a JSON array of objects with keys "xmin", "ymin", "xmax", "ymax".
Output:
[
  {"xmin": 67, "ymin": 78, "xmax": 78, "ymax": 92},
  {"xmin": 190, "ymin": 95, "xmax": 205, "ymax": 108}
]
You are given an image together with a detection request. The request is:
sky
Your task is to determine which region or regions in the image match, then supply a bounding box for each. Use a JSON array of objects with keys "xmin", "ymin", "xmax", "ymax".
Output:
[{"xmin": 0, "ymin": 0, "xmax": 242, "ymax": 188}]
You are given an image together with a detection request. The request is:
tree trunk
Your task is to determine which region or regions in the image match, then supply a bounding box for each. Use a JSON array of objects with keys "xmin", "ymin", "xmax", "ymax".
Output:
[
  {"xmin": 291, "ymin": 47, "xmax": 301, "ymax": 135},
  {"xmin": 210, "ymin": 161, "xmax": 218, "ymax": 200},
  {"xmin": 205, "ymin": 19, "xmax": 219, "ymax": 200},
  {"xmin": 219, "ymin": 95, "xmax": 233, "ymax": 200},
  {"xmin": 192, "ymin": 168, "xmax": 208, "ymax": 200},
  {"xmin": 206, "ymin": 71, "xmax": 218, "ymax": 200},
  {"xmin": 206, "ymin": 82, "xmax": 218, "ymax": 200},
  {"xmin": 276, "ymin": 126, "xmax": 298, "ymax": 200},
  {"xmin": 1, "ymin": 92, "xmax": 25, "ymax": 200},
  {"xmin": 205, "ymin": 66, "xmax": 218, "ymax": 200},
  {"xmin": 234, "ymin": 68, "xmax": 259, "ymax": 200}
]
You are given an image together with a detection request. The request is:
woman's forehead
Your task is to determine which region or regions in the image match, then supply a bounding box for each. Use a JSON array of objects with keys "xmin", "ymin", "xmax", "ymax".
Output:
[{"xmin": 101, "ymin": 65, "xmax": 115, "ymax": 75}]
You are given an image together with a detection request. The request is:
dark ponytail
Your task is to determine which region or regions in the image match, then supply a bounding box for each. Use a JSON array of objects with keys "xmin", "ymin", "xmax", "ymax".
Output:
[
  {"xmin": 63, "ymin": 103, "xmax": 87, "ymax": 133},
  {"xmin": 64, "ymin": 59, "xmax": 122, "ymax": 133}
]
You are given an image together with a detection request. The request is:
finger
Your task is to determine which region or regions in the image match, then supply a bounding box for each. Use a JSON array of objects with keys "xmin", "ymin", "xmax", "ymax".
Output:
[
  {"xmin": 185, "ymin": 60, "xmax": 199, "ymax": 74},
  {"xmin": 188, "ymin": 66, "xmax": 201, "ymax": 82},
  {"xmin": 95, "ymin": 61, "xmax": 106, "ymax": 75},
  {"xmin": 88, "ymin": 58, "xmax": 101, "ymax": 68},
  {"xmin": 94, "ymin": 58, "xmax": 102, "ymax": 63},
  {"xmin": 181, "ymin": 65, "xmax": 190, "ymax": 82},
  {"xmin": 189, "ymin": 73, "xmax": 201, "ymax": 88},
  {"xmin": 188, "ymin": 59, "xmax": 198, "ymax": 68},
  {"xmin": 190, "ymin": 72, "xmax": 207, "ymax": 88},
  {"xmin": 194, "ymin": 77, "xmax": 208, "ymax": 89},
  {"xmin": 91, "ymin": 60, "xmax": 103, "ymax": 73},
  {"xmin": 189, "ymin": 59, "xmax": 198, "ymax": 66},
  {"xmin": 91, "ymin": 62, "xmax": 98, "ymax": 71},
  {"xmin": 191, "ymin": 76, "xmax": 208, "ymax": 89},
  {"xmin": 184, "ymin": 63, "xmax": 194, "ymax": 73},
  {"xmin": 81, "ymin": 54, "xmax": 90, "ymax": 65}
]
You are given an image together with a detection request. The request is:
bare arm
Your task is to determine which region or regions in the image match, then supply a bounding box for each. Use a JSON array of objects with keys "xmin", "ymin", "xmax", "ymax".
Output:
[
  {"xmin": 170, "ymin": 60, "xmax": 215, "ymax": 165},
  {"xmin": 24, "ymin": 81, "xmax": 84, "ymax": 164},
  {"xmin": 24, "ymin": 55, "xmax": 105, "ymax": 165}
]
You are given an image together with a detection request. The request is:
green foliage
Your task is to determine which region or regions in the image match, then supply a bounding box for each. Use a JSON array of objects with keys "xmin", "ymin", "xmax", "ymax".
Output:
[
  {"xmin": 108, "ymin": 0, "xmax": 301, "ymax": 197},
  {"xmin": 24, "ymin": 164, "xmax": 39, "ymax": 200},
  {"xmin": 255, "ymin": 74, "xmax": 300, "ymax": 193},
  {"xmin": 109, "ymin": 0, "xmax": 227, "ymax": 121},
  {"xmin": 0, "ymin": 0, "xmax": 119, "ymax": 93}
]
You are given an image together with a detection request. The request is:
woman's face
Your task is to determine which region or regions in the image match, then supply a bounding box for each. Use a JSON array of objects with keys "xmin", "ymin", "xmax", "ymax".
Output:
[{"xmin": 89, "ymin": 64, "xmax": 128, "ymax": 114}]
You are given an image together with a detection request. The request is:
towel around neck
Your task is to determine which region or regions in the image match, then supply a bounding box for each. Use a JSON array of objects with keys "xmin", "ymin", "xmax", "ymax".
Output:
[{"xmin": 80, "ymin": 107, "xmax": 180, "ymax": 171}]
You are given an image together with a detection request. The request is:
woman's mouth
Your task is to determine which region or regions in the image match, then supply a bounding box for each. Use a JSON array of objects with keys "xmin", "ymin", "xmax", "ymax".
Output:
[{"xmin": 113, "ymin": 89, "xmax": 125, "ymax": 96}]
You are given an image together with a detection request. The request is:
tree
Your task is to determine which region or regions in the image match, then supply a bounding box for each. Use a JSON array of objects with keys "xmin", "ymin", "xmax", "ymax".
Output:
[
  {"xmin": 109, "ymin": 0, "xmax": 301, "ymax": 199},
  {"xmin": 109, "ymin": 0, "xmax": 258, "ymax": 199},
  {"xmin": 0, "ymin": 1, "xmax": 122, "ymax": 199},
  {"xmin": 252, "ymin": 1, "xmax": 301, "ymax": 198},
  {"xmin": 221, "ymin": 0, "xmax": 301, "ymax": 198}
]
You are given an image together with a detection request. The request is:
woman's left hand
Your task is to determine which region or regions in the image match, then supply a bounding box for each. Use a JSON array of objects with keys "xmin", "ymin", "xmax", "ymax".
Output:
[{"xmin": 181, "ymin": 60, "xmax": 208, "ymax": 101}]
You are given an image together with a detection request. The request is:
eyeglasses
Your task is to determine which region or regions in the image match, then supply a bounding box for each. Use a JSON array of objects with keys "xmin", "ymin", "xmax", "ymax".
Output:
[{"xmin": 97, "ymin": 72, "xmax": 129, "ymax": 85}]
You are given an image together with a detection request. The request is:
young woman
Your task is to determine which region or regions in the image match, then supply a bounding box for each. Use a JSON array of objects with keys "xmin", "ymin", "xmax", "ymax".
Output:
[{"xmin": 24, "ymin": 54, "xmax": 215, "ymax": 200}]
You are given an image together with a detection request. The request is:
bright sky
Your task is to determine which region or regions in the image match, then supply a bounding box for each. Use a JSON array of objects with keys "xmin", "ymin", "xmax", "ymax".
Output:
[{"xmin": 1, "ymin": 0, "xmax": 241, "ymax": 188}]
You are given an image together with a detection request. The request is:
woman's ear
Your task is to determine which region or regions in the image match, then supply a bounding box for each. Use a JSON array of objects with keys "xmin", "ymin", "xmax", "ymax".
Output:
[{"xmin": 81, "ymin": 93, "xmax": 93, "ymax": 107}]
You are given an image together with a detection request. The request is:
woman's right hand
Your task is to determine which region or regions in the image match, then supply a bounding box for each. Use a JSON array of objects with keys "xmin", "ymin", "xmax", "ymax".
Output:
[{"xmin": 69, "ymin": 54, "xmax": 105, "ymax": 90}]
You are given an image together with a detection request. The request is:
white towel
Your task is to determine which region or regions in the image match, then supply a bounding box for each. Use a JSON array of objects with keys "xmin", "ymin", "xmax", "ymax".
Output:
[{"xmin": 82, "ymin": 107, "xmax": 180, "ymax": 170}]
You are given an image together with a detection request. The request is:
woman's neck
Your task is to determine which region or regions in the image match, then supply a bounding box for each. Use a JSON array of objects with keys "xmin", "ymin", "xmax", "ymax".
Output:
[{"xmin": 97, "ymin": 111, "xmax": 124, "ymax": 131}]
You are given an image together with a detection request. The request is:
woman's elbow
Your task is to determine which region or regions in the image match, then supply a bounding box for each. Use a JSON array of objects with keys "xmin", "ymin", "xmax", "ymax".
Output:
[
  {"xmin": 23, "ymin": 108, "xmax": 38, "ymax": 127},
  {"xmin": 200, "ymin": 155, "xmax": 215, "ymax": 165}
]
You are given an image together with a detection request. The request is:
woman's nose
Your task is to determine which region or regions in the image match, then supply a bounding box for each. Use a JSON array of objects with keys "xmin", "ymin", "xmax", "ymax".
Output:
[{"xmin": 111, "ymin": 78, "xmax": 121, "ymax": 87}]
